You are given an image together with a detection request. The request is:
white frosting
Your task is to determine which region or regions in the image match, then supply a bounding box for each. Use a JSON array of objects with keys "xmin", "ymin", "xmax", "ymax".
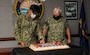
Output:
[{"xmin": 29, "ymin": 43, "xmax": 70, "ymax": 51}]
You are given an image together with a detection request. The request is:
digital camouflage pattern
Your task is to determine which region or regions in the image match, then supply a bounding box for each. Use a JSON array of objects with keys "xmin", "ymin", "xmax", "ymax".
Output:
[
  {"xmin": 43, "ymin": 16, "xmax": 69, "ymax": 44},
  {"xmin": 14, "ymin": 14, "xmax": 44, "ymax": 47}
]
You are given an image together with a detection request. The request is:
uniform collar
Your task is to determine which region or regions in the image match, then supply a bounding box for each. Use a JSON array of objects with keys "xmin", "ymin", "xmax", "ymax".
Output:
[{"xmin": 52, "ymin": 16, "xmax": 63, "ymax": 22}]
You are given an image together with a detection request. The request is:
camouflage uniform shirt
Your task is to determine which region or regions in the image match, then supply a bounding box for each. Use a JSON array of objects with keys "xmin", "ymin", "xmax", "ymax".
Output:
[
  {"xmin": 14, "ymin": 14, "xmax": 44, "ymax": 47},
  {"xmin": 43, "ymin": 16, "xmax": 69, "ymax": 44}
]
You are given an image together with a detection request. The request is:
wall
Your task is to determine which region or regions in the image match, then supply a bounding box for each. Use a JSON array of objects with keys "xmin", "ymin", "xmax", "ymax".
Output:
[
  {"xmin": 0, "ymin": 0, "xmax": 90, "ymax": 53},
  {"xmin": 0, "ymin": 0, "xmax": 14, "ymax": 38},
  {"xmin": 0, "ymin": 0, "xmax": 18, "ymax": 48}
]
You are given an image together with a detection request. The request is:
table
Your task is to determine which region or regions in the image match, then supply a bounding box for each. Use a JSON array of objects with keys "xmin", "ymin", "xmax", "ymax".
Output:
[{"xmin": 12, "ymin": 45, "xmax": 87, "ymax": 55}]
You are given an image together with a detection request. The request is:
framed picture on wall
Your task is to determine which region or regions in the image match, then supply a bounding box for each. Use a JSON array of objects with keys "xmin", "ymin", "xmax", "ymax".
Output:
[{"xmin": 64, "ymin": 1, "xmax": 78, "ymax": 20}]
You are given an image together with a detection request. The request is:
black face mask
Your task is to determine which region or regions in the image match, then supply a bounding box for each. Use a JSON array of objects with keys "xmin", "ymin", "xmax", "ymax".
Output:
[{"xmin": 53, "ymin": 16, "xmax": 60, "ymax": 20}]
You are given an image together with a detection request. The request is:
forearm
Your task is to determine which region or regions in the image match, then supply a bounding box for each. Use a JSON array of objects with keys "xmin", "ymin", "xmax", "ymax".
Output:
[
  {"xmin": 36, "ymin": 24, "xmax": 44, "ymax": 41},
  {"xmin": 15, "ymin": 35, "xmax": 22, "ymax": 43},
  {"xmin": 66, "ymin": 28, "xmax": 71, "ymax": 40},
  {"xmin": 38, "ymin": 32, "xmax": 44, "ymax": 40},
  {"xmin": 14, "ymin": 25, "xmax": 22, "ymax": 43},
  {"xmin": 42, "ymin": 29, "xmax": 47, "ymax": 36},
  {"xmin": 15, "ymin": 32, "xmax": 25, "ymax": 47}
]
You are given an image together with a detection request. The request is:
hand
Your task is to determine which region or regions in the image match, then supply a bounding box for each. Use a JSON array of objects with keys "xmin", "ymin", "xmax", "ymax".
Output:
[
  {"xmin": 40, "ymin": 39, "xmax": 45, "ymax": 44},
  {"xmin": 21, "ymin": 42, "xmax": 25, "ymax": 47},
  {"xmin": 68, "ymin": 39, "xmax": 71, "ymax": 44},
  {"xmin": 55, "ymin": 42, "xmax": 62, "ymax": 45}
]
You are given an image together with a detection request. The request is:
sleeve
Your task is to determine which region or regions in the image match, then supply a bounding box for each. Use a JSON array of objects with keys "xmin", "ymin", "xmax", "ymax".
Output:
[
  {"xmin": 43, "ymin": 18, "xmax": 49, "ymax": 30},
  {"xmin": 36, "ymin": 21, "xmax": 45, "ymax": 41},
  {"xmin": 14, "ymin": 15, "xmax": 23, "ymax": 43},
  {"xmin": 65, "ymin": 19, "xmax": 69, "ymax": 29}
]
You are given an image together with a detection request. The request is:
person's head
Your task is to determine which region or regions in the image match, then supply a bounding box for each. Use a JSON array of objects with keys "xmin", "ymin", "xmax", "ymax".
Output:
[
  {"xmin": 53, "ymin": 7, "xmax": 62, "ymax": 20},
  {"xmin": 27, "ymin": 4, "xmax": 40, "ymax": 19},
  {"xmin": 53, "ymin": 7, "xmax": 62, "ymax": 17}
]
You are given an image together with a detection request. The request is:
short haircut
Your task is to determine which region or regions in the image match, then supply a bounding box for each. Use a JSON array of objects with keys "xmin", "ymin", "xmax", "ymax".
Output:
[
  {"xmin": 30, "ymin": 4, "xmax": 40, "ymax": 13},
  {"xmin": 53, "ymin": 7, "xmax": 62, "ymax": 13}
]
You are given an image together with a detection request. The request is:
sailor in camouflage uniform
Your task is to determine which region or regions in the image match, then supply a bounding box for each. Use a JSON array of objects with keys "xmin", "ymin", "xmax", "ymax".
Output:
[
  {"xmin": 14, "ymin": 5, "xmax": 44, "ymax": 47},
  {"xmin": 43, "ymin": 7, "xmax": 71, "ymax": 44}
]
